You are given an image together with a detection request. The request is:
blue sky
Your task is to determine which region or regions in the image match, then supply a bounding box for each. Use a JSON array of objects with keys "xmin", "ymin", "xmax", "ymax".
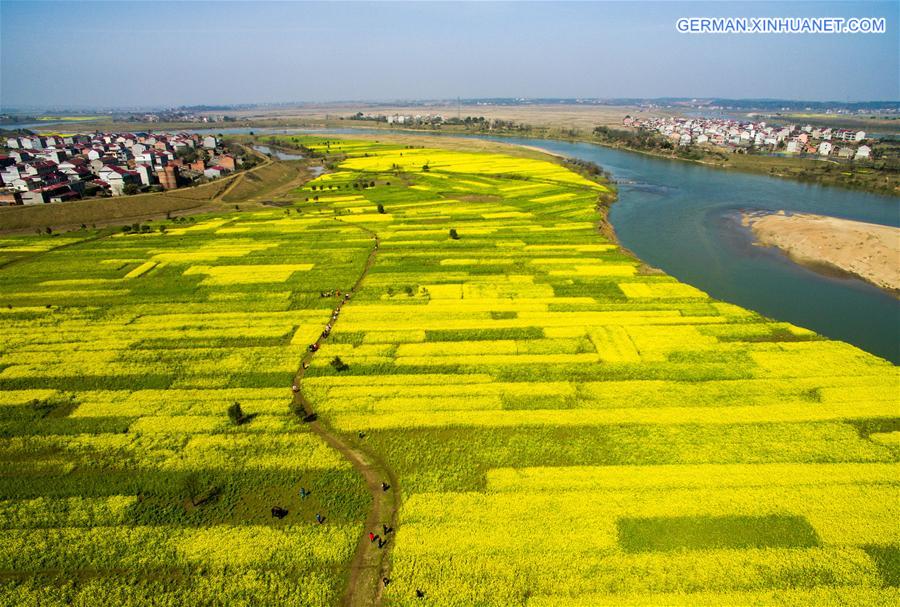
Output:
[{"xmin": 1, "ymin": 1, "xmax": 897, "ymax": 108}]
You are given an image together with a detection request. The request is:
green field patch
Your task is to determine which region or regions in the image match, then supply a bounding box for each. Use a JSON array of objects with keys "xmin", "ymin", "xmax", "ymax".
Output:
[
  {"xmin": 425, "ymin": 327, "xmax": 544, "ymax": 341},
  {"xmin": 617, "ymin": 514, "xmax": 821, "ymax": 552},
  {"xmin": 863, "ymin": 545, "xmax": 900, "ymax": 587}
]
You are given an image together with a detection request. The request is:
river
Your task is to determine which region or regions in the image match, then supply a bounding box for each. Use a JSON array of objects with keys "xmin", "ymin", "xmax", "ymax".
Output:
[
  {"xmin": 197, "ymin": 127, "xmax": 900, "ymax": 363},
  {"xmin": 250, "ymin": 144, "xmax": 305, "ymax": 161}
]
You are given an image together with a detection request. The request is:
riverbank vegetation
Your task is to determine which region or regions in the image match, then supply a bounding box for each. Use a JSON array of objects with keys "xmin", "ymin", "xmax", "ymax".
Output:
[
  {"xmin": 590, "ymin": 125, "xmax": 900, "ymax": 196},
  {"xmin": 274, "ymin": 116, "xmax": 900, "ymax": 196}
]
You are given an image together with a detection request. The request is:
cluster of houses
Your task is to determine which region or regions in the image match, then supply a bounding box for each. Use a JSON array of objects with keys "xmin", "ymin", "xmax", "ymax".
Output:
[
  {"xmin": 126, "ymin": 111, "xmax": 236, "ymax": 124},
  {"xmin": 349, "ymin": 112, "xmax": 446, "ymax": 125},
  {"xmin": 624, "ymin": 116, "xmax": 873, "ymax": 160},
  {"xmin": 0, "ymin": 132, "xmax": 241, "ymax": 206}
]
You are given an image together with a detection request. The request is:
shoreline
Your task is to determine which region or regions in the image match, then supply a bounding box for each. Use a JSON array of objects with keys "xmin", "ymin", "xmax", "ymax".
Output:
[
  {"xmin": 256, "ymin": 132, "xmax": 662, "ymax": 275},
  {"xmin": 278, "ymin": 122, "xmax": 900, "ymax": 198},
  {"xmin": 23, "ymin": 118, "xmax": 900, "ymax": 197},
  {"xmin": 742, "ymin": 210, "xmax": 900, "ymax": 297}
]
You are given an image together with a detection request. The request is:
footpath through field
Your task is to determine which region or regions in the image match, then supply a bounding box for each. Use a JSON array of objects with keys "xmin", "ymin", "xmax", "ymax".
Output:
[{"xmin": 291, "ymin": 215, "xmax": 398, "ymax": 607}]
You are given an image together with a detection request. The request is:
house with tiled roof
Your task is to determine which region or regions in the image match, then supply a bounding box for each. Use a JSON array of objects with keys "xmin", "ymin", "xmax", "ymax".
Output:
[{"xmin": 98, "ymin": 165, "xmax": 140, "ymax": 196}]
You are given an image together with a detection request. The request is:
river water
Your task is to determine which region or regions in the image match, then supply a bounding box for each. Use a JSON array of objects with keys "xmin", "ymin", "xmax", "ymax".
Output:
[
  {"xmin": 251, "ymin": 144, "xmax": 305, "ymax": 161},
  {"xmin": 493, "ymin": 137, "xmax": 900, "ymax": 363},
  {"xmin": 196, "ymin": 127, "xmax": 900, "ymax": 363}
]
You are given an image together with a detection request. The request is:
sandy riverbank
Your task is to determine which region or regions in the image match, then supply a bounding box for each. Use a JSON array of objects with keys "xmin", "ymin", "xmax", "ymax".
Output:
[{"xmin": 743, "ymin": 210, "xmax": 900, "ymax": 294}]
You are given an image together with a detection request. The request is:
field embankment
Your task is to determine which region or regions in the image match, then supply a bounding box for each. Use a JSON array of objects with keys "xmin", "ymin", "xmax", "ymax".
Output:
[
  {"xmin": 221, "ymin": 159, "xmax": 313, "ymax": 203},
  {"xmin": 0, "ymin": 187, "xmax": 220, "ymax": 233},
  {"xmin": 744, "ymin": 210, "xmax": 900, "ymax": 294},
  {"xmin": 0, "ymin": 155, "xmax": 313, "ymax": 234}
]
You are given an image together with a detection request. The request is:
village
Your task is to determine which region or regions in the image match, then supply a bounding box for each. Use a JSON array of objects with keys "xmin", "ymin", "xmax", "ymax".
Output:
[
  {"xmin": 348, "ymin": 111, "xmax": 448, "ymax": 126},
  {"xmin": 624, "ymin": 115, "xmax": 875, "ymax": 160},
  {"xmin": 0, "ymin": 131, "xmax": 249, "ymax": 206}
]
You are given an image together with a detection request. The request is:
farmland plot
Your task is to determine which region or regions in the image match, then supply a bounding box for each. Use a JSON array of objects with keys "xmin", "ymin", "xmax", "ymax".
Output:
[
  {"xmin": 0, "ymin": 208, "xmax": 373, "ymax": 605},
  {"xmin": 287, "ymin": 136, "xmax": 899, "ymax": 606},
  {"xmin": 1, "ymin": 135, "xmax": 897, "ymax": 606}
]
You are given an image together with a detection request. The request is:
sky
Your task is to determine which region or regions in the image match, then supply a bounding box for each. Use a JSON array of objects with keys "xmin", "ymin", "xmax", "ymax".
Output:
[{"xmin": 1, "ymin": 0, "xmax": 898, "ymax": 109}]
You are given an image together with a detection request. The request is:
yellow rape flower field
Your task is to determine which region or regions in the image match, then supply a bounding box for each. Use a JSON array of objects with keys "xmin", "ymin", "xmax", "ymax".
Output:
[{"xmin": 0, "ymin": 135, "xmax": 898, "ymax": 606}]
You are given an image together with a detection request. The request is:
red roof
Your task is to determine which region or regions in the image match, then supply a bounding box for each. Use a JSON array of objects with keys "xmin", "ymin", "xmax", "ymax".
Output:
[
  {"xmin": 102, "ymin": 165, "xmax": 129, "ymax": 174},
  {"xmin": 30, "ymin": 160, "xmax": 57, "ymax": 169},
  {"xmin": 36, "ymin": 183, "xmax": 70, "ymax": 193}
]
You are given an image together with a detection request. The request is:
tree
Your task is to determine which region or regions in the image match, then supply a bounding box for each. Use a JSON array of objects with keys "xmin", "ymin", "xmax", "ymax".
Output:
[
  {"xmin": 330, "ymin": 356, "xmax": 349, "ymax": 372},
  {"xmin": 123, "ymin": 183, "xmax": 139, "ymax": 196},
  {"xmin": 176, "ymin": 146, "xmax": 203, "ymax": 164},
  {"xmin": 182, "ymin": 472, "xmax": 202, "ymax": 506},
  {"xmin": 377, "ymin": 204, "xmax": 385, "ymax": 214},
  {"xmin": 227, "ymin": 402, "xmax": 245, "ymax": 425},
  {"xmin": 449, "ymin": 228, "xmax": 459, "ymax": 240}
]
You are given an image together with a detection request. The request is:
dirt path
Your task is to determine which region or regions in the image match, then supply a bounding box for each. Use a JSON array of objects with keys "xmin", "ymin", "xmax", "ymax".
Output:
[
  {"xmin": 0, "ymin": 230, "xmax": 113, "ymax": 271},
  {"xmin": 220, "ymin": 142, "xmax": 326, "ymax": 205},
  {"xmin": 212, "ymin": 144, "xmax": 273, "ymax": 202},
  {"xmin": 291, "ymin": 218, "xmax": 399, "ymax": 607}
]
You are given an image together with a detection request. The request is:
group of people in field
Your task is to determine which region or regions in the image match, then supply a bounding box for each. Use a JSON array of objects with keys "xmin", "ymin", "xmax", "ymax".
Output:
[
  {"xmin": 269, "ymin": 484, "xmax": 324, "ymax": 524},
  {"xmin": 368, "ymin": 523, "xmax": 394, "ymax": 549},
  {"xmin": 285, "ymin": 280, "xmax": 428, "ymax": 599}
]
